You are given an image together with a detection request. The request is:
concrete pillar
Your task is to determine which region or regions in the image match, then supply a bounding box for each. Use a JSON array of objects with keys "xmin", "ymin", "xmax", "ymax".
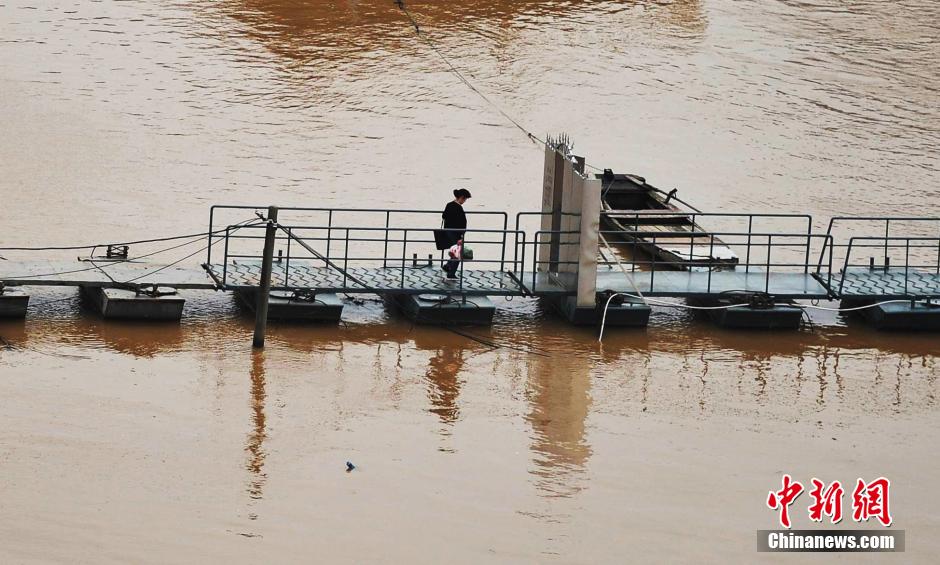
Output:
[
  {"xmin": 576, "ymin": 177, "xmax": 601, "ymax": 308},
  {"xmin": 539, "ymin": 147, "xmax": 562, "ymax": 270}
]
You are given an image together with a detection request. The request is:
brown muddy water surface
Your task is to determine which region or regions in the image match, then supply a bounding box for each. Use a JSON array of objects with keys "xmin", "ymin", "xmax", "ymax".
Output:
[{"xmin": 1, "ymin": 0, "xmax": 939, "ymax": 563}]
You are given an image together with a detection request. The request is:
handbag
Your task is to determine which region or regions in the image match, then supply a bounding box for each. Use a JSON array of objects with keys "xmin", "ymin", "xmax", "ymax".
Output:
[{"xmin": 433, "ymin": 229, "xmax": 452, "ymax": 250}]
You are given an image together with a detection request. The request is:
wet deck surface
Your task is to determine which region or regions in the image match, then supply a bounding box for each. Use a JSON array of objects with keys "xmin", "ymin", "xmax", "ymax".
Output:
[
  {"xmin": 206, "ymin": 261, "xmax": 521, "ymax": 295},
  {"xmin": 837, "ymin": 268, "xmax": 940, "ymax": 298},
  {"xmin": 526, "ymin": 270, "xmax": 832, "ymax": 299}
]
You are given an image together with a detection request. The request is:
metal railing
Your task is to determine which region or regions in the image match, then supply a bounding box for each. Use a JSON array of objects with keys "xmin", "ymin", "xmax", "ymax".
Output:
[
  {"xmin": 835, "ymin": 236, "xmax": 940, "ymax": 298},
  {"xmin": 816, "ymin": 216, "xmax": 940, "ymax": 272},
  {"xmin": 213, "ymin": 221, "xmax": 526, "ymax": 295},
  {"xmin": 603, "ymin": 231, "xmax": 833, "ymax": 296},
  {"xmin": 206, "ymin": 206, "xmax": 940, "ymax": 300},
  {"xmin": 208, "ymin": 205, "xmax": 509, "ymax": 270},
  {"xmin": 600, "ymin": 210, "xmax": 814, "ymax": 268}
]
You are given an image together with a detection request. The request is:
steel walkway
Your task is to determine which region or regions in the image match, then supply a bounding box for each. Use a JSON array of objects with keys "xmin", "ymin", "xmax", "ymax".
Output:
[
  {"xmin": 205, "ymin": 260, "xmax": 522, "ymax": 296},
  {"xmin": 2, "ymin": 208, "xmax": 939, "ymax": 304}
]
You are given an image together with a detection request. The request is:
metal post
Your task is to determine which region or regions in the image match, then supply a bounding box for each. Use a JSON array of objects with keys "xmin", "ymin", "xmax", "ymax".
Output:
[
  {"xmin": 222, "ymin": 226, "xmax": 231, "ymax": 286},
  {"xmin": 207, "ymin": 206, "xmax": 217, "ymax": 265},
  {"xmin": 344, "ymin": 228, "xmax": 350, "ymax": 288},
  {"xmin": 745, "ymin": 215, "xmax": 753, "ymax": 273},
  {"xmin": 383, "ymin": 211, "xmax": 391, "ymax": 268},
  {"xmin": 650, "ymin": 235, "xmax": 656, "ymax": 293},
  {"xmin": 904, "ymin": 239, "xmax": 910, "ymax": 297},
  {"xmin": 284, "ymin": 229, "xmax": 292, "ymax": 286},
  {"xmin": 499, "ymin": 216, "xmax": 507, "ymax": 273},
  {"xmin": 253, "ymin": 206, "xmax": 279, "ymax": 349},
  {"xmin": 707, "ymin": 235, "xmax": 714, "ymax": 293},
  {"xmin": 803, "ymin": 221, "xmax": 811, "ymax": 274},
  {"xmin": 884, "ymin": 219, "xmax": 890, "ymax": 267},
  {"xmin": 765, "ymin": 234, "xmax": 772, "ymax": 294},
  {"xmin": 401, "ymin": 229, "xmax": 407, "ymax": 287}
]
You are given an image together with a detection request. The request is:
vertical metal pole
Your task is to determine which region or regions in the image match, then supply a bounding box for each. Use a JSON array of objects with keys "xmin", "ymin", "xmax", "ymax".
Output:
[
  {"xmin": 383, "ymin": 211, "xmax": 391, "ymax": 268},
  {"xmin": 284, "ymin": 227, "xmax": 292, "ymax": 286},
  {"xmin": 707, "ymin": 235, "xmax": 714, "ymax": 293},
  {"xmin": 207, "ymin": 206, "xmax": 216, "ymax": 265},
  {"xmin": 344, "ymin": 228, "xmax": 350, "ymax": 288},
  {"xmin": 500, "ymin": 215, "xmax": 507, "ymax": 272},
  {"xmin": 650, "ymin": 235, "xmax": 656, "ymax": 293},
  {"xmin": 532, "ymin": 232, "xmax": 539, "ymax": 290},
  {"xmin": 632, "ymin": 232, "xmax": 637, "ymax": 273},
  {"xmin": 884, "ymin": 219, "xmax": 890, "ymax": 267},
  {"xmin": 459, "ymin": 238, "xmax": 465, "ymax": 300},
  {"xmin": 326, "ymin": 210, "xmax": 334, "ymax": 263},
  {"xmin": 765, "ymin": 235, "xmax": 772, "ymax": 294},
  {"xmin": 253, "ymin": 206, "xmax": 278, "ymax": 349},
  {"xmin": 803, "ymin": 221, "xmax": 811, "ymax": 274},
  {"xmin": 520, "ymin": 232, "xmax": 526, "ymax": 284},
  {"xmin": 745, "ymin": 215, "xmax": 753, "ymax": 273},
  {"xmin": 222, "ymin": 226, "xmax": 231, "ymax": 286},
  {"xmin": 904, "ymin": 239, "xmax": 910, "ymax": 297},
  {"xmin": 401, "ymin": 229, "xmax": 407, "ymax": 288}
]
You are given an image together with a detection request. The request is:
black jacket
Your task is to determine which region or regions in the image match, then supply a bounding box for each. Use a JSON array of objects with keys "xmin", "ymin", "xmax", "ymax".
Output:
[
  {"xmin": 442, "ymin": 201, "xmax": 467, "ymax": 244},
  {"xmin": 442, "ymin": 201, "xmax": 466, "ymax": 230}
]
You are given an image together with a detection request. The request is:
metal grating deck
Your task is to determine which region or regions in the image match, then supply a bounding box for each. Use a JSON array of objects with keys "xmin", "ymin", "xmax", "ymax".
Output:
[
  {"xmin": 835, "ymin": 268, "xmax": 940, "ymax": 299},
  {"xmin": 206, "ymin": 261, "xmax": 523, "ymax": 295}
]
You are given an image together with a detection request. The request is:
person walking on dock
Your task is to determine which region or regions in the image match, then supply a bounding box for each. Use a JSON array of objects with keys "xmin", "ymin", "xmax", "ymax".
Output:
[
  {"xmin": 441, "ymin": 189, "xmax": 471, "ymax": 281},
  {"xmin": 442, "ymin": 189, "xmax": 471, "ymax": 243}
]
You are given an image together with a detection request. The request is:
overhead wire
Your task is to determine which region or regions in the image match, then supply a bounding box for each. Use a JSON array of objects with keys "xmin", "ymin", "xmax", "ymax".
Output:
[
  {"xmin": 116, "ymin": 217, "xmax": 261, "ymax": 286},
  {"xmin": 1, "ymin": 217, "xmax": 260, "ymax": 283},
  {"xmin": 394, "ymin": 1, "xmax": 548, "ymax": 148},
  {"xmin": 0, "ymin": 225, "xmax": 259, "ymax": 252}
]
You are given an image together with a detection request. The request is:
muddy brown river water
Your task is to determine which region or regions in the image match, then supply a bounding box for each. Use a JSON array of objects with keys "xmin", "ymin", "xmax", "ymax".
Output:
[{"xmin": 1, "ymin": 0, "xmax": 939, "ymax": 562}]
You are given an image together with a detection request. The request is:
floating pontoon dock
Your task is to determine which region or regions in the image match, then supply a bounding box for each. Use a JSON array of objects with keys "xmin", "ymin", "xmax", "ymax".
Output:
[{"xmin": 2, "ymin": 148, "xmax": 939, "ymax": 345}]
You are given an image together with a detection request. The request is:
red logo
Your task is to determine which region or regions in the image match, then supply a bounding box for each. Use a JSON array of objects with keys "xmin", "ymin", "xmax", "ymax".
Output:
[
  {"xmin": 767, "ymin": 474, "xmax": 804, "ymax": 528},
  {"xmin": 808, "ymin": 478, "xmax": 844, "ymax": 524},
  {"xmin": 767, "ymin": 476, "xmax": 892, "ymax": 528},
  {"xmin": 852, "ymin": 477, "xmax": 893, "ymax": 527}
]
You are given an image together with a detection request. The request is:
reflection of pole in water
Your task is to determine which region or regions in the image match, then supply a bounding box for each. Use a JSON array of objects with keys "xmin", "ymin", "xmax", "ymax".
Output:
[
  {"xmin": 698, "ymin": 346, "xmax": 709, "ymax": 412},
  {"xmin": 926, "ymin": 355, "xmax": 936, "ymax": 407},
  {"xmin": 246, "ymin": 351, "xmax": 268, "ymax": 506},
  {"xmin": 816, "ymin": 346, "xmax": 830, "ymax": 401},
  {"xmin": 425, "ymin": 347, "xmax": 465, "ymax": 425},
  {"xmin": 524, "ymin": 355, "xmax": 592, "ymax": 498},
  {"xmin": 894, "ymin": 354, "xmax": 908, "ymax": 411}
]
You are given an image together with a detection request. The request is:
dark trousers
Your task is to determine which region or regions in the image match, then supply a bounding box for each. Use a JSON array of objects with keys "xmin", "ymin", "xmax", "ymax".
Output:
[{"xmin": 443, "ymin": 258, "xmax": 460, "ymax": 278}]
